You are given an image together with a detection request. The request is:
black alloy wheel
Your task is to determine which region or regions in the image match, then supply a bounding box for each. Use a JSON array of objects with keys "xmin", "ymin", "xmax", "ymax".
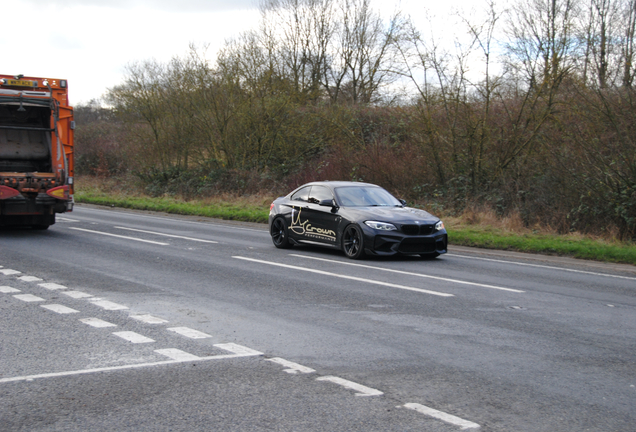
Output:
[
  {"xmin": 342, "ymin": 224, "xmax": 365, "ymax": 259},
  {"xmin": 271, "ymin": 217, "xmax": 292, "ymax": 249}
]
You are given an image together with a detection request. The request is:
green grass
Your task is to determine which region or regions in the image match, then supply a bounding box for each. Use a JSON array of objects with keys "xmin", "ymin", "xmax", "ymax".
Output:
[{"xmin": 75, "ymin": 188, "xmax": 636, "ymax": 266}]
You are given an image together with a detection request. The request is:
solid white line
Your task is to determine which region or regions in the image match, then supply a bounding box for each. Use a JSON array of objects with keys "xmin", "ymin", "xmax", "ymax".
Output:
[
  {"xmin": 80, "ymin": 318, "xmax": 117, "ymax": 328},
  {"xmin": 0, "ymin": 286, "xmax": 20, "ymax": 293},
  {"xmin": 290, "ymin": 254, "xmax": 524, "ymax": 293},
  {"xmin": 167, "ymin": 327, "xmax": 211, "ymax": 339},
  {"xmin": 41, "ymin": 304, "xmax": 79, "ymax": 314},
  {"xmin": 267, "ymin": 357, "xmax": 315, "ymax": 374},
  {"xmin": 14, "ymin": 294, "xmax": 44, "ymax": 302},
  {"xmin": 316, "ymin": 376, "xmax": 383, "ymax": 397},
  {"xmin": 89, "ymin": 299, "xmax": 129, "ymax": 311},
  {"xmin": 448, "ymin": 253, "xmax": 636, "ymax": 281},
  {"xmin": 404, "ymin": 403, "xmax": 480, "ymax": 430},
  {"xmin": 38, "ymin": 283, "xmax": 68, "ymax": 290},
  {"xmin": 0, "ymin": 351, "xmax": 263, "ymax": 384},
  {"xmin": 115, "ymin": 226, "xmax": 218, "ymax": 243},
  {"xmin": 233, "ymin": 256, "xmax": 454, "ymax": 297},
  {"xmin": 155, "ymin": 348, "xmax": 202, "ymax": 361},
  {"xmin": 113, "ymin": 331, "xmax": 155, "ymax": 344},
  {"xmin": 130, "ymin": 314, "xmax": 168, "ymax": 324},
  {"xmin": 69, "ymin": 227, "xmax": 169, "ymax": 245}
]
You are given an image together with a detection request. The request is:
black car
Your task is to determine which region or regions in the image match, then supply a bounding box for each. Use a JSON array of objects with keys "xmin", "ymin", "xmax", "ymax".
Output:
[{"xmin": 268, "ymin": 181, "xmax": 447, "ymax": 259}]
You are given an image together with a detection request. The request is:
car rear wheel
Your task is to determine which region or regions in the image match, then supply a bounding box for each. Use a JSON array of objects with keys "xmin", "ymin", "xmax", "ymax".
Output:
[
  {"xmin": 342, "ymin": 224, "xmax": 365, "ymax": 259},
  {"xmin": 271, "ymin": 217, "xmax": 292, "ymax": 249}
]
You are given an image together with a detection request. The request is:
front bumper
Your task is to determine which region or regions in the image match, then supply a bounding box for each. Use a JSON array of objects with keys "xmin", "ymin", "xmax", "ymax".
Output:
[{"xmin": 361, "ymin": 226, "xmax": 448, "ymax": 256}]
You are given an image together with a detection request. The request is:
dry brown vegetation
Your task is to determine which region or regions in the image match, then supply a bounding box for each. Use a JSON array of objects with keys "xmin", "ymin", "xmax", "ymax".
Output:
[{"xmin": 74, "ymin": 0, "xmax": 636, "ymax": 241}]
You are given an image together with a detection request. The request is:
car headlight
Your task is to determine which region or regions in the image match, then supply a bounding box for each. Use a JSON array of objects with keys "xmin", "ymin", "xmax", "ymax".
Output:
[
  {"xmin": 435, "ymin": 220, "xmax": 445, "ymax": 231},
  {"xmin": 365, "ymin": 221, "xmax": 397, "ymax": 231}
]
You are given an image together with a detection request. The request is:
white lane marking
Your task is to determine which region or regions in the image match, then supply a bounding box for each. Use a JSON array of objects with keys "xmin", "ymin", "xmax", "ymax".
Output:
[
  {"xmin": 0, "ymin": 269, "xmax": 21, "ymax": 275},
  {"xmin": 19, "ymin": 276, "xmax": 43, "ymax": 282},
  {"xmin": 80, "ymin": 317, "xmax": 117, "ymax": 328},
  {"xmin": 61, "ymin": 290, "xmax": 93, "ymax": 299},
  {"xmin": 267, "ymin": 357, "xmax": 315, "ymax": 374},
  {"xmin": 0, "ymin": 286, "xmax": 21, "ymax": 293},
  {"xmin": 38, "ymin": 283, "xmax": 68, "ymax": 290},
  {"xmin": 448, "ymin": 253, "xmax": 636, "ymax": 281},
  {"xmin": 0, "ymin": 348, "xmax": 263, "ymax": 384},
  {"xmin": 41, "ymin": 304, "xmax": 79, "ymax": 314},
  {"xmin": 115, "ymin": 227, "xmax": 218, "ymax": 243},
  {"xmin": 14, "ymin": 294, "xmax": 45, "ymax": 302},
  {"xmin": 233, "ymin": 256, "xmax": 454, "ymax": 297},
  {"xmin": 89, "ymin": 299, "xmax": 129, "ymax": 311},
  {"xmin": 167, "ymin": 327, "xmax": 211, "ymax": 339},
  {"xmin": 404, "ymin": 403, "xmax": 480, "ymax": 430},
  {"xmin": 316, "ymin": 376, "xmax": 383, "ymax": 397},
  {"xmin": 130, "ymin": 314, "xmax": 168, "ymax": 324},
  {"xmin": 113, "ymin": 331, "xmax": 155, "ymax": 344},
  {"xmin": 69, "ymin": 227, "xmax": 169, "ymax": 245},
  {"xmin": 215, "ymin": 343, "xmax": 263, "ymax": 356},
  {"xmin": 57, "ymin": 217, "xmax": 79, "ymax": 222},
  {"xmin": 291, "ymin": 254, "xmax": 525, "ymax": 293},
  {"xmin": 155, "ymin": 348, "xmax": 202, "ymax": 361}
]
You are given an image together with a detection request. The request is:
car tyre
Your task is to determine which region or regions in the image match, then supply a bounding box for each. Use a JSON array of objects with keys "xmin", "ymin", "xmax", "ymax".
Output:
[
  {"xmin": 342, "ymin": 224, "xmax": 365, "ymax": 259},
  {"xmin": 270, "ymin": 217, "xmax": 292, "ymax": 249}
]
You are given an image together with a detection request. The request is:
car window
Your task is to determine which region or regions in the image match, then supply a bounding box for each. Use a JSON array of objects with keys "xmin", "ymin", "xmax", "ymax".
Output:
[
  {"xmin": 334, "ymin": 186, "xmax": 401, "ymax": 207},
  {"xmin": 291, "ymin": 186, "xmax": 310, "ymax": 202},
  {"xmin": 308, "ymin": 186, "xmax": 334, "ymax": 204}
]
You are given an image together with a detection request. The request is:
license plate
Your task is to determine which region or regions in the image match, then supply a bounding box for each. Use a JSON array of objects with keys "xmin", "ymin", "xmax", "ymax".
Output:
[{"xmin": 4, "ymin": 79, "xmax": 37, "ymax": 87}]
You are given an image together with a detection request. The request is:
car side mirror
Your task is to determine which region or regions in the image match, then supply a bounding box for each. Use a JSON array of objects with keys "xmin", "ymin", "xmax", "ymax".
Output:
[
  {"xmin": 399, "ymin": 199, "xmax": 407, "ymax": 206},
  {"xmin": 319, "ymin": 199, "xmax": 339, "ymax": 212}
]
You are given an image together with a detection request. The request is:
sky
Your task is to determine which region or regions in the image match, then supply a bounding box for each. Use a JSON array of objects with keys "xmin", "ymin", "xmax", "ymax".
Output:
[{"xmin": 5, "ymin": 0, "xmax": 491, "ymax": 106}]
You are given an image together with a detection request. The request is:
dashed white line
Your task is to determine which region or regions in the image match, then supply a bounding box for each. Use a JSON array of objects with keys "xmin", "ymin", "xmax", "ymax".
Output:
[
  {"xmin": 61, "ymin": 290, "xmax": 93, "ymax": 299},
  {"xmin": 69, "ymin": 227, "xmax": 170, "ymax": 245},
  {"xmin": 0, "ymin": 286, "xmax": 20, "ymax": 293},
  {"xmin": 19, "ymin": 276, "xmax": 42, "ymax": 282},
  {"xmin": 291, "ymin": 254, "xmax": 524, "ymax": 293},
  {"xmin": 0, "ymin": 269, "xmax": 21, "ymax": 276},
  {"xmin": 38, "ymin": 283, "xmax": 68, "ymax": 290},
  {"xmin": 113, "ymin": 331, "xmax": 155, "ymax": 344},
  {"xmin": 316, "ymin": 376, "xmax": 383, "ymax": 397},
  {"xmin": 80, "ymin": 317, "xmax": 117, "ymax": 328},
  {"xmin": 404, "ymin": 403, "xmax": 480, "ymax": 430},
  {"xmin": 448, "ymin": 253, "xmax": 636, "ymax": 281},
  {"xmin": 233, "ymin": 256, "xmax": 454, "ymax": 297},
  {"xmin": 14, "ymin": 294, "xmax": 44, "ymax": 302},
  {"xmin": 115, "ymin": 227, "xmax": 218, "ymax": 243},
  {"xmin": 89, "ymin": 299, "xmax": 129, "ymax": 311},
  {"xmin": 155, "ymin": 348, "xmax": 202, "ymax": 361},
  {"xmin": 215, "ymin": 343, "xmax": 263, "ymax": 356},
  {"xmin": 167, "ymin": 327, "xmax": 211, "ymax": 339},
  {"xmin": 130, "ymin": 314, "xmax": 168, "ymax": 324},
  {"xmin": 267, "ymin": 358, "xmax": 315, "ymax": 374},
  {"xmin": 41, "ymin": 304, "xmax": 79, "ymax": 314}
]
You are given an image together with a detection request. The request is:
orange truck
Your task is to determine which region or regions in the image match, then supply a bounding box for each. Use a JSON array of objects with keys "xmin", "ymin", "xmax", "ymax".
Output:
[{"xmin": 0, "ymin": 74, "xmax": 74, "ymax": 229}]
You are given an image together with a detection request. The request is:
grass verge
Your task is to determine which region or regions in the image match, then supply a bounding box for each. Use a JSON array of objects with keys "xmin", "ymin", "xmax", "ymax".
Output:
[{"xmin": 75, "ymin": 186, "xmax": 636, "ymax": 266}]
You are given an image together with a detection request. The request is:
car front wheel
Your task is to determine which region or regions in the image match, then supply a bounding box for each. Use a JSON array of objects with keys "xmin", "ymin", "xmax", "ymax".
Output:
[
  {"xmin": 342, "ymin": 224, "xmax": 365, "ymax": 259},
  {"xmin": 270, "ymin": 217, "xmax": 292, "ymax": 249}
]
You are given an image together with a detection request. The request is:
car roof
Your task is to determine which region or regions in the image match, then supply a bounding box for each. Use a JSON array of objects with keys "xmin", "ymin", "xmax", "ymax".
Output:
[{"xmin": 299, "ymin": 181, "xmax": 379, "ymax": 189}]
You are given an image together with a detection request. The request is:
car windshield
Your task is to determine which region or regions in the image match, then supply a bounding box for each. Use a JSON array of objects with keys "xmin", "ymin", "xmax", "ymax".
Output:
[{"xmin": 334, "ymin": 186, "xmax": 402, "ymax": 207}]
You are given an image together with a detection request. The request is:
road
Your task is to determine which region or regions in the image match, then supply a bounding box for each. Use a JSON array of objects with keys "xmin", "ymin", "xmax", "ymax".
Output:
[{"xmin": 1, "ymin": 205, "xmax": 635, "ymax": 431}]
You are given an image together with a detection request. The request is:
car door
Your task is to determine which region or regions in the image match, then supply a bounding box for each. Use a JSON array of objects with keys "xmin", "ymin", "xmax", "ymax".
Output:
[{"xmin": 300, "ymin": 185, "xmax": 341, "ymax": 246}]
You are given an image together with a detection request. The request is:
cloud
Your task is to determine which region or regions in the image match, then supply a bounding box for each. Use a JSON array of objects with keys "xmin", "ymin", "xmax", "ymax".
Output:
[{"xmin": 20, "ymin": 0, "xmax": 258, "ymax": 13}]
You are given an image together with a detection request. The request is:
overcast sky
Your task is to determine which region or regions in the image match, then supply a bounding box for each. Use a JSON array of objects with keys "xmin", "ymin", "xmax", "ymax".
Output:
[{"xmin": 6, "ymin": 0, "xmax": 487, "ymax": 105}]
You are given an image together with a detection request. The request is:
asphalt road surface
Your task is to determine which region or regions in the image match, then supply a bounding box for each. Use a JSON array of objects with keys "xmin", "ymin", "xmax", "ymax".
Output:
[{"xmin": 1, "ymin": 205, "xmax": 635, "ymax": 432}]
